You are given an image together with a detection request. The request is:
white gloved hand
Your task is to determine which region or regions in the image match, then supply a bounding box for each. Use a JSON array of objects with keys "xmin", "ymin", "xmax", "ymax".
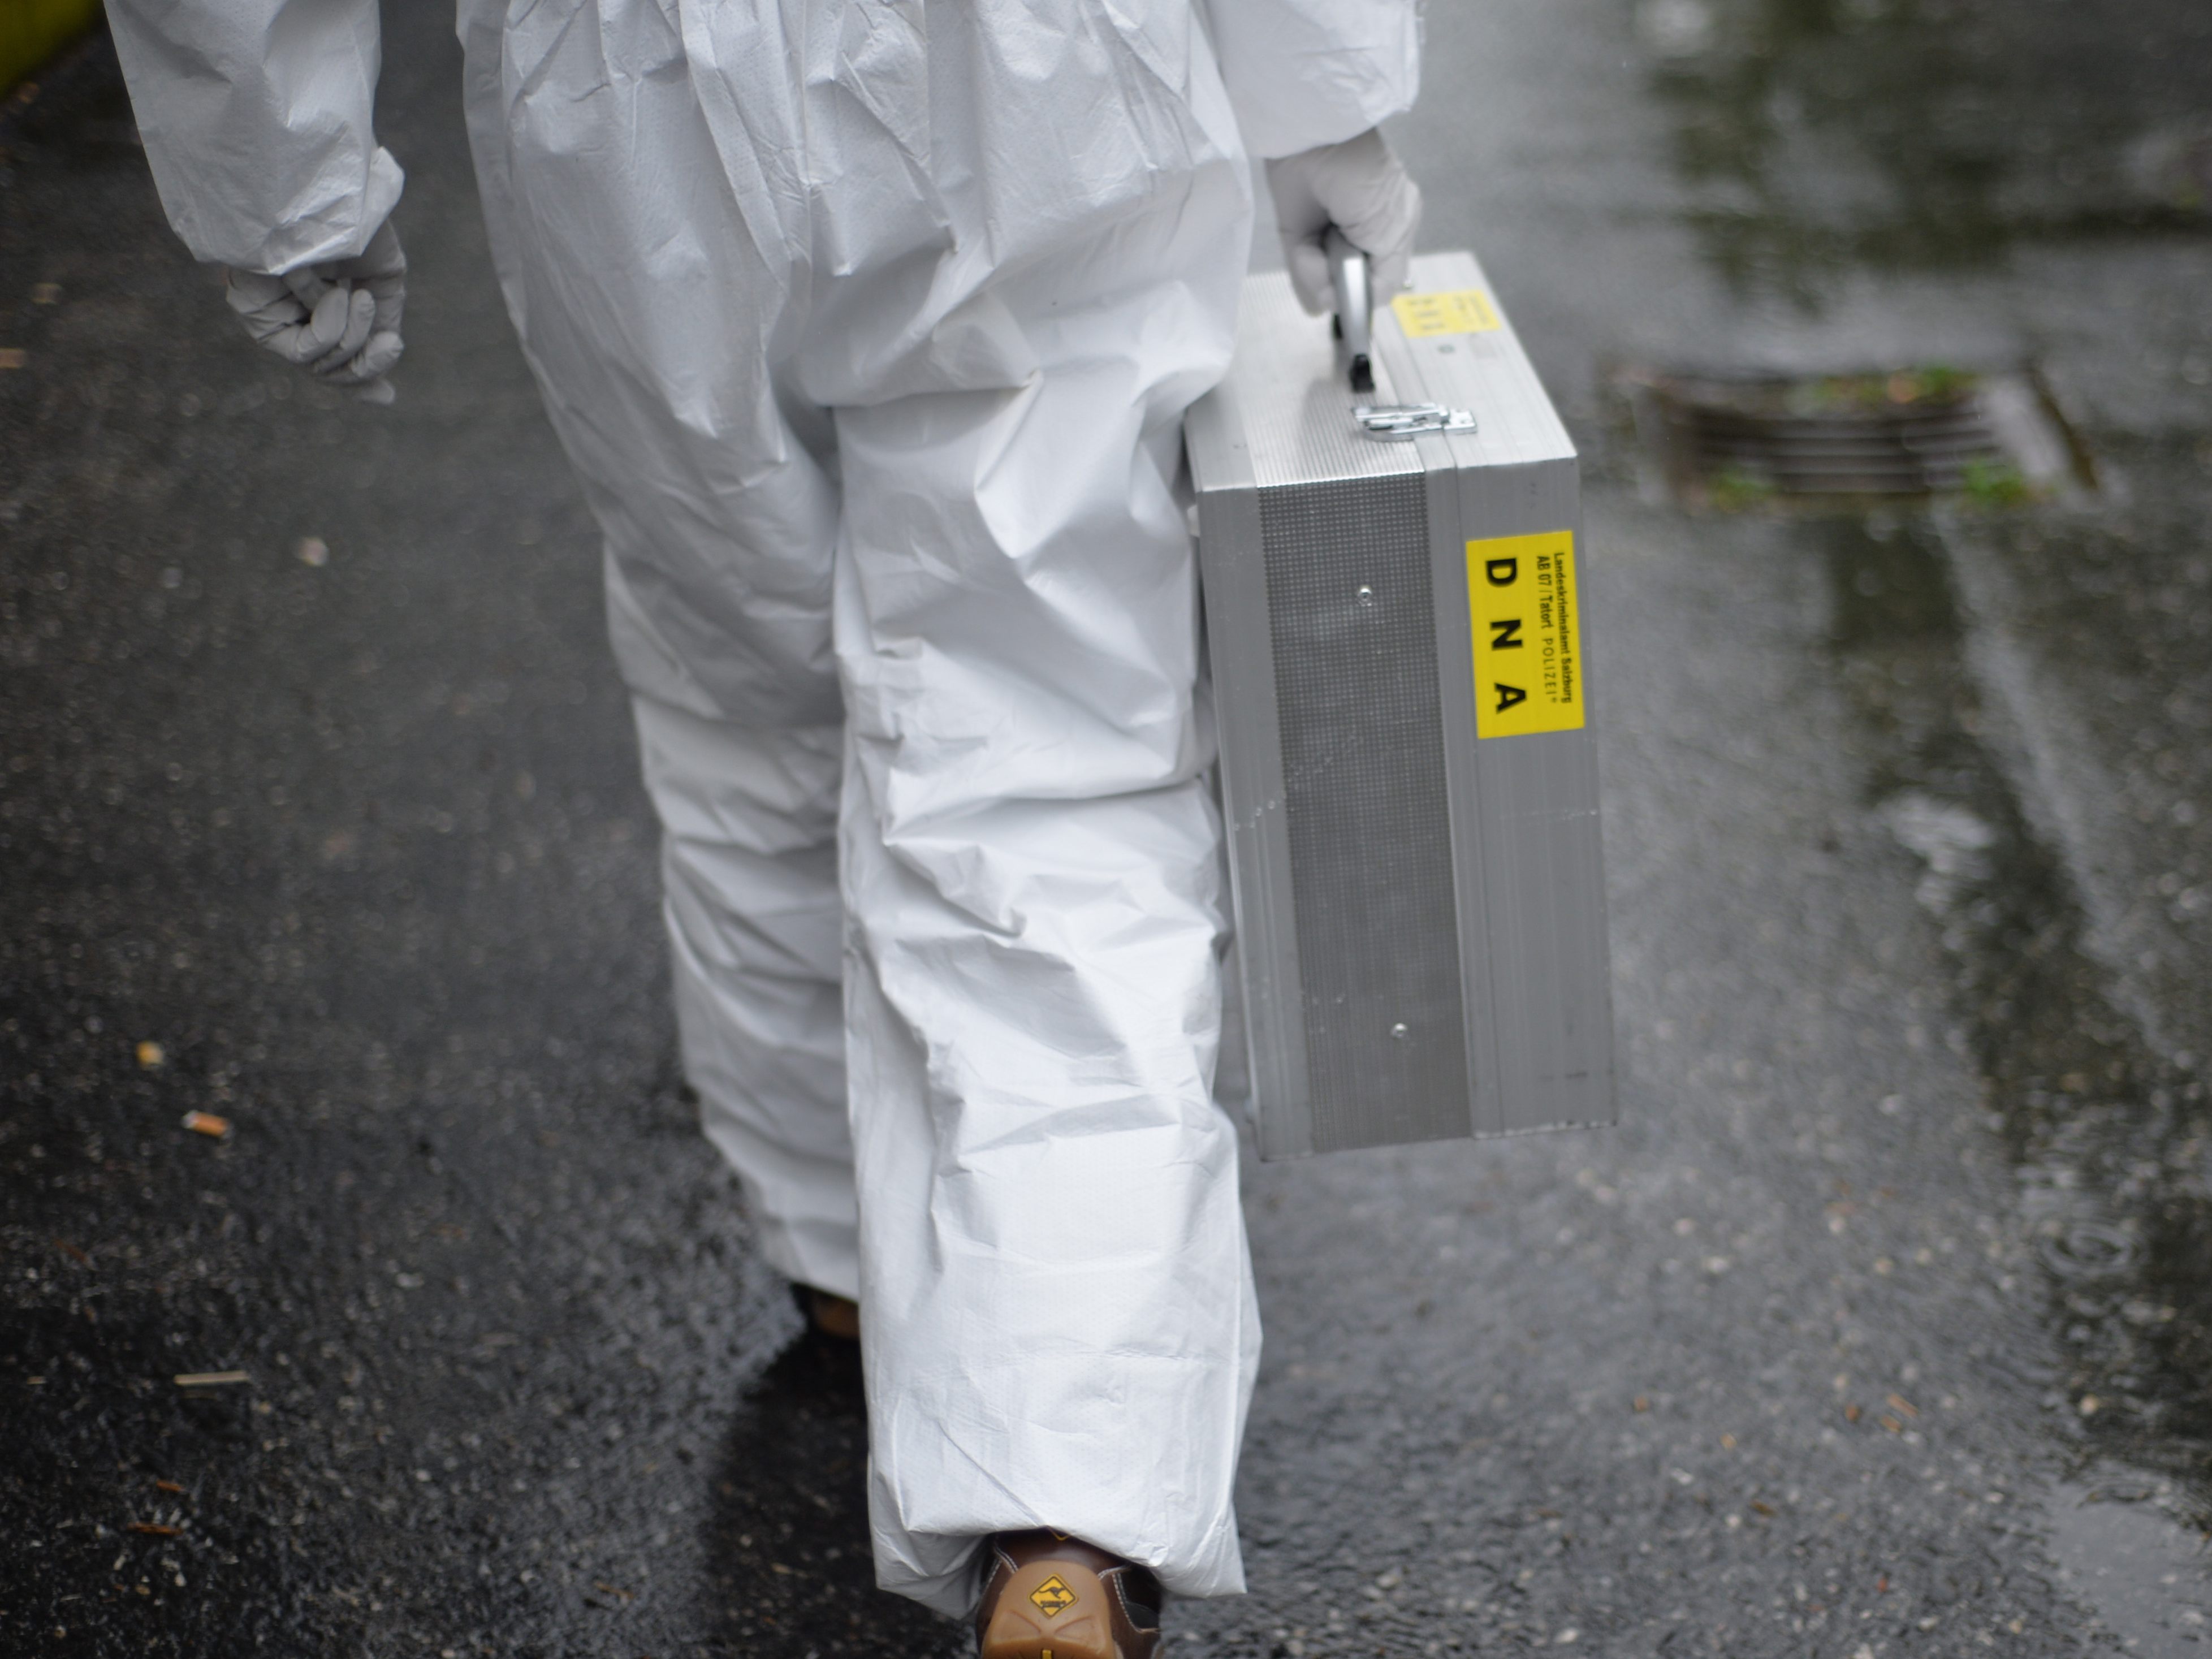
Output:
[
  {"xmin": 223, "ymin": 219, "xmax": 407, "ymax": 405},
  {"xmin": 1265, "ymin": 128, "xmax": 1423, "ymax": 317}
]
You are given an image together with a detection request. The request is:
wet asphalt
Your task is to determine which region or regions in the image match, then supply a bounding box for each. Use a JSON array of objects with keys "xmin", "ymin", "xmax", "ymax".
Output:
[{"xmin": 5, "ymin": 1, "xmax": 2211, "ymax": 1656}]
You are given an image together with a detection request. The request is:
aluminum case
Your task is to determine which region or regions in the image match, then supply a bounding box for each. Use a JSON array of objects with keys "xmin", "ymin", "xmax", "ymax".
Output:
[{"xmin": 1187, "ymin": 250, "xmax": 1615, "ymax": 1159}]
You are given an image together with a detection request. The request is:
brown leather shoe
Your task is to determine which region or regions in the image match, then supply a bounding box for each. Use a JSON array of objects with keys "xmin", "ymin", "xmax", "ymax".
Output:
[
  {"xmin": 975, "ymin": 1530, "xmax": 1163, "ymax": 1659},
  {"xmin": 790, "ymin": 1283, "xmax": 861, "ymax": 1341}
]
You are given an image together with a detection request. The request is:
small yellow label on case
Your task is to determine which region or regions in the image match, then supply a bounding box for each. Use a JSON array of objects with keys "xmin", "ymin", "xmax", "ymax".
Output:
[
  {"xmin": 1467, "ymin": 531, "xmax": 1584, "ymax": 738},
  {"xmin": 1392, "ymin": 288, "xmax": 1503, "ymax": 338}
]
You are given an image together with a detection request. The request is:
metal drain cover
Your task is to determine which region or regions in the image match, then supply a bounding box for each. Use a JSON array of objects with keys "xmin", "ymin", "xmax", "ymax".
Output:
[{"xmin": 1617, "ymin": 365, "xmax": 2089, "ymax": 509}]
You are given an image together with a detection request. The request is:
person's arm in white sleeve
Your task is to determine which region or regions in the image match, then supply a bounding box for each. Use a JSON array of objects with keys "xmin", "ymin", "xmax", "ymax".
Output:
[
  {"xmin": 106, "ymin": 0, "xmax": 408, "ymax": 398},
  {"xmin": 1202, "ymin": 0, "xmax": 1422, "ymax": 161},
  {"xmin": 106, "ymin": 0, "xmax": 400, "ymax": 273},
  {"xmin": 1204, "ymin": 0, "xmax": 1427, "ymax": 314}
]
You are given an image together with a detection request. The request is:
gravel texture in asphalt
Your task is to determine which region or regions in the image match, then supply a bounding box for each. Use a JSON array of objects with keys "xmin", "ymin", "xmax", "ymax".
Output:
[{"xmin": 6, "ymin": 1, "xmax": 2210, "ymax": 1654}]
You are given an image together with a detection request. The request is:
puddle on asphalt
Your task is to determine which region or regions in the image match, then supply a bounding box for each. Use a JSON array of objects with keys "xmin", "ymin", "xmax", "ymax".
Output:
[
  {"xmin": 1639, "ymin": 0, "xmax": 2212, "ymax": 293},
  {"xmin": 1824, "ymin": 512, "xmax": 2212, "ymax": 1473},
  {"xmin": 2047, "ymin": 1473, "xmax": 2212, "ymax": 1656},
  {"xmin": 1821, "ymin": 511, "xmax": 2212, "ymax": 1631}
]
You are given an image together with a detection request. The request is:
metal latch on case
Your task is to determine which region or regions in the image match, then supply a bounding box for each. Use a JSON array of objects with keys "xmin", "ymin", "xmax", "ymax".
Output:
[{"xmin": 1351, "ymin": 403, "xmax": 1477, "ymax": 441}]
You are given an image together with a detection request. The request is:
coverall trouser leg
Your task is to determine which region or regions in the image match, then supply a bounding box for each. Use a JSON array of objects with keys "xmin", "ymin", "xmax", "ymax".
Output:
[{"xmin": 459, "ymin": 0, "xmax": 1263, "ymax": 1613}]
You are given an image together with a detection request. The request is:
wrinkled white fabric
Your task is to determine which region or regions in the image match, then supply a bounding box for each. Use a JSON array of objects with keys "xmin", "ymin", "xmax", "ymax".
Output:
[
  {"xmin": 109, "ymin": 0, "xmax": 1419, "ymax": 1617},
  {"xmin": 1203, "ymin": 0, "xmax": 1426, "ymax": 159},
  {"xmin": 106, "ymin": 0, "xmax": 403, "ymax": 275}
]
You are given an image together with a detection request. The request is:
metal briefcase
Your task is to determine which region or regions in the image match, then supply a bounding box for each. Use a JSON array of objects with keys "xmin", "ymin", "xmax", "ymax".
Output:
[{"xmin": 1186, "ymin": 248, "xmax": 1615, "ymax": 1160}]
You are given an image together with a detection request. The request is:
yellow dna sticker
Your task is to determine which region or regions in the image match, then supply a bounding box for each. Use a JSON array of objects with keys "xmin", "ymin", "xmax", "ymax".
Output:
[
  {"xmin": 1467, "ymin": 530, "xmax": 1584, "ymax": 738},
  {"xmin": 1392, "ymin": 288, "xmax": 1503, "ymax": 338}
]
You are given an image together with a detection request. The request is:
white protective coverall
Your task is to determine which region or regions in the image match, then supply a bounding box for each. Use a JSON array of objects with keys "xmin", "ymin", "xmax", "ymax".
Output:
[{"xmin": 106, "ymin": 0, "xmax": 1420, "ymax": 1613}]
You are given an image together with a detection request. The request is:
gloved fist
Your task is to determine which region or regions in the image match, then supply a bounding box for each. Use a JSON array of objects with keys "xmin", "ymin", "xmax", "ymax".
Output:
[
  {"xmin": 1265, "ymin": 129, "xmax": 1423, "ymax": 317},
  {"xmin": 224, "ymin": 219, "xmax": 407, "ymax": 405}
]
